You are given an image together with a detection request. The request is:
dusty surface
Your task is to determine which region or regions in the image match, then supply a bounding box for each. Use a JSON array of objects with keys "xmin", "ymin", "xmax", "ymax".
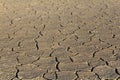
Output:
[{"xmin": 0, "ymin": 0, "xmax": 120, "ymax": 80}]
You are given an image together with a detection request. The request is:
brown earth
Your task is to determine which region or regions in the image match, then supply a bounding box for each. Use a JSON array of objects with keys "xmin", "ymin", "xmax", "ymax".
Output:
[{"xmin": 0, "ymin": 0, "xmax": 120, "ymax": 80}]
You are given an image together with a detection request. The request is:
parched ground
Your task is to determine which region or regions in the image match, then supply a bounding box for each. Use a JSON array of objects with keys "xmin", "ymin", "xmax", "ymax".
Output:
[{"xmin": 0, "ymin": 0, "xmax": 120, "ymax": 80}]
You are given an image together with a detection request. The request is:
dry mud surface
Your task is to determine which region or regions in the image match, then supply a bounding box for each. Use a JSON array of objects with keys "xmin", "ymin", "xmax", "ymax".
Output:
[{"xmin": 0, "ymin": 0, "xmax": 120, "ymax": 80}]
